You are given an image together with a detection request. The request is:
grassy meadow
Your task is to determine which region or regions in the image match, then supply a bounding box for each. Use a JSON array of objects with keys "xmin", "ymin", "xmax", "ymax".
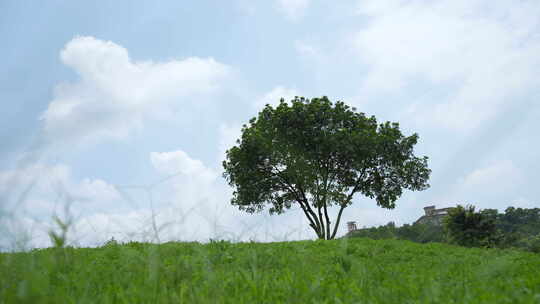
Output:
[{"xmin": 1, "ymin": 238, "xmax": 540, "ymax": 303}]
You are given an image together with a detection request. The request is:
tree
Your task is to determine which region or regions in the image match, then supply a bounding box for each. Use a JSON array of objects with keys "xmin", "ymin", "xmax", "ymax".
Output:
[
  {"xmin": 498, "ymin": 207, "xmax": 540, "ymax": 236},
  {"xmin": 348, "ymin": 222, "xmax": 445, "ymax": 243},
  {"xmin": 495, "ymin": 207, "xmax": 540, "ymax": 249},
  {"xmin": 222, "ymin": 96, "xmax": 431, "ymax": 240},
  {"xmin": 443, "ymin": 205, "xmax": 498, "ymax": 247}
]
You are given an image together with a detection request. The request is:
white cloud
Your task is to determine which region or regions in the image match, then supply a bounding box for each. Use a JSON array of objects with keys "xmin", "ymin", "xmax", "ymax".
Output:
[
  {"xmin": 149, "ymin": 149, "xmax": 222, "ymax": 231},
  {"xmin": 147, "ymin": 148, "xmax": 314, "ymax": 243},
  {"xmin": 0, "ymin": 153, "xmax": 225, "ymax": 249},
  {"xmin": 276, "ymin": 0, "xmax": 310, "ymax": 21},
  {"xmin": 0, "ymin": 216, "xmax": 50, "ymax": 251},
  {"xmin": 0, "ymin": 163, "xmax": 125, "ymax": 216},
  {"xmin": 351, "ymin": 0, "xmax": 540, "ymax": 131},
  {"xmin": 73, "ymin": 179, "xmax": 122, "ymax": 203},
  {"xmin": 0, "ymin": 163, "xmax": 69, "ymax": 197},
  {"xmin": 254, "ymin": 86, "xmax": 300, "ymax": 109},
  {"xmin": 2, "ymin": 149, "xmax": 387, "ymax": 249},
  {"xmin": 0, "ymin": 162, "xmax": 133, "ymax": 249},
  {"xmin": 458, "ymin": 160, "xmax": 523, "ymax": 191},
  {"xmin": 218, "ymin": 123, "xmax": 242, "ymax": 163},
  {"xmin": 0, "ymin": 164, "xmax": 71, "ymax": 216},
  {"xmin": 422, "ymin": 160, "xmax": 527, "ymax": 211},
  {"xmin": 150, "ymin": 150, "xmax": 217, "ymax": 183},
  {"xmin": 41, "ymin": 36, "xmax": 231, "ymax": 146}
]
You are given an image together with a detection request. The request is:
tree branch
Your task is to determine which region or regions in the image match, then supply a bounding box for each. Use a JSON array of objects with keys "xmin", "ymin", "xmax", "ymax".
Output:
[
  {"xmin": 329, "ymin": 167, "xmax": 369, "ymax": 239},
  {"xmin": 268, "ymin": 165, "xmax": 323, "ymax": 237},
  {"xmin": 345, "ymin": 167, "xmax": 369, "ymax": 203},
  {"xmin": 297, "ymin": 182, "xmax": 323, "ymax": 238},
  {"xmin": 297, "ymin": 200, "xmax": 321, "ymax": 237}
]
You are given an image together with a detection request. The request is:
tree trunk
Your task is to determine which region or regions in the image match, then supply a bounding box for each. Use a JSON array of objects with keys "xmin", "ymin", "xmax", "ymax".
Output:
[{"xmin": 330, "ymin": 204, "xmax": 347, "ymax": 239}]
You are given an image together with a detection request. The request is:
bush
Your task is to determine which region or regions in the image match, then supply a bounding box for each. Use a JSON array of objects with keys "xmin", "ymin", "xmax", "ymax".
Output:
[
  {"xmin": 444, "ymin": 205, "xmax": 498, "ymax": 247},
  {"xmin": 348, "ymin": 222, "xmax": 445, "ymax": 244},
  {"xmin": 516, "ymin": 234, "xmax": 540, "ymax": 253}
]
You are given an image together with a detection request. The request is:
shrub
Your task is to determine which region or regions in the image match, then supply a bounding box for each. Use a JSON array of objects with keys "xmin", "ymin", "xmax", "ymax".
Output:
[{"xmin": 443, "ymin": 205, "xmax": 498, "ymax": 247}]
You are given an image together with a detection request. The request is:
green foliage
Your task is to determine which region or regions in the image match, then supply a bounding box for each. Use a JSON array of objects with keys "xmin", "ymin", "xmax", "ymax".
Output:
[
  {"xmin": 348, "ymin": 221, "xmax": 446, "ymax": 244},
  {"xmin": 48, "ymin": 215, "xmax": 71, "ymax": 249},
  {"xmin": 348, "ymin": 206, "xmax": 540, "ymax": 254},
  {"xmin": 474, "ymin": 207, "xmax": 540, "ymax": 250},
  {"xmin": 515, "ymin": 234, "xmax": 540, "ymax": 253},
  {"xmin": 223, "ymin": 96, "xmax": 431, "ymax": 239},
  {"xmin": 1, "ymin": 239, "xmax": 539, "ymax": 303},
  {"xmin": 348, "ymin": 221, "xmax": 398, "ymax": 240},
  {"xmin": 444, "ymin": 205, "xmax": 499, "ymax": 247},
  {"xmin": 497, "ymin": 207, "xmax": 540, "ymax": 236}
]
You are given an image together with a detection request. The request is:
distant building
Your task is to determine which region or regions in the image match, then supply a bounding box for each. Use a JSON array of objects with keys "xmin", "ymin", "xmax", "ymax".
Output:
[
  {"xmin": 415, "ymin": 205, "xmax": 455, "ymax": 225},
  {"xmin": 345, "ymin": 205, "xmax": 455, "ymax": 234},
  {"xmin": 347, "ymin": 221, "xmax": 357, "ymax": 233}
]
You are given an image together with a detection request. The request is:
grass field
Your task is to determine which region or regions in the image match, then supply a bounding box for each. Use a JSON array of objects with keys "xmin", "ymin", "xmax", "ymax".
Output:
[{"xmin": 1, "ymin": 238, "xmax": 540, "ymax": 303}]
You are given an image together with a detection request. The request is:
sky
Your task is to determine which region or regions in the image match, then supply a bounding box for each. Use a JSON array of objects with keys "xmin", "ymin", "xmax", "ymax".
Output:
[{"xmin": 1, "ymin": 0, "xmax": 539, "ymax": 250}]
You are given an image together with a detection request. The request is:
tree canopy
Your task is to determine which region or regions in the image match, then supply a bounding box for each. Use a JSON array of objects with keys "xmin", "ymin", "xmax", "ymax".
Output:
[
  {"xmin": 443, "ymin": 205, "xmax": 499, "ymax": 247},
  {"xmin": 222, "ymin": 96, "xmax": 431, "ymax": 239}
]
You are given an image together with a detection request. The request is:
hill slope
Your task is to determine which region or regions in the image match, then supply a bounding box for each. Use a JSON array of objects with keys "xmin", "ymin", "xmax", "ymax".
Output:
[{"xmin": 2, "ymin": 238, "xmax": 539, "ymax": 303}]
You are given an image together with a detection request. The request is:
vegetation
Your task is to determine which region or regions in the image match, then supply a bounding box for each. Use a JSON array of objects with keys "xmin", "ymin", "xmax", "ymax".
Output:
[
  {"xmin": 493, "ymin": 207, "xmax": 540, "ymax": 252},
  {"xmin": 347, "ymin": 206, "xmax": 540, "ymax": 253},
  {"xmin": 223, "ymin": 96, "xmax": 431, "ymax": 240},
  {"xmin": 348, "ymin": 221, "xmax": 446, "ymax": 244},
  {"xmin": 5, "ymin": 96, "xmax": 535, "ymax": 302},
  {"xmin": 2, "ymin": 238, "xmax": 540, "ymax": 303},
  {"xmin": 444, "ymin": 205, "xmax": 499, "ymax": 247}
]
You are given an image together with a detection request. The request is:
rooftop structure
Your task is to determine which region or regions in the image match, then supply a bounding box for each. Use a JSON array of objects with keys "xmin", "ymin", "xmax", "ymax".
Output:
[
  {"xmin": 347, "ymin": 221, "xmax": 357, "ymax": 233},
  {"xmin": 415, "ymin": 205, "xmax": 455, "ymax": 225}
]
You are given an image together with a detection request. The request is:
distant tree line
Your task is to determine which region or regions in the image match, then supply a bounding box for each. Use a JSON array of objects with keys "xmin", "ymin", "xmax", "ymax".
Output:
[{"xmin": 346, "ymin": 206, "xmax": 540, "ymax": 253}]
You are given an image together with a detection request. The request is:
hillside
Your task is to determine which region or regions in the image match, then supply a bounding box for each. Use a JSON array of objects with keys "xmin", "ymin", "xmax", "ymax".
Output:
[
  {"xmin": 345, "ymin": 207, "xmax": 540, "ymax": 253},
  {"xmin": 2, "ymin": 238, "xmax": 539, "ymax": 303}
]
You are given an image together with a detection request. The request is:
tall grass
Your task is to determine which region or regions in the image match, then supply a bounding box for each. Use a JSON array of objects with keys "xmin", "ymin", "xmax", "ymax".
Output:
[{"xmin": 2, "ymin": 238, "xmax": 539, "ymax": 303}]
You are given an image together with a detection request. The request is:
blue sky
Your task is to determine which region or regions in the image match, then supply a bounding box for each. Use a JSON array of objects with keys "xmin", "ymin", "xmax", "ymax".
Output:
[{"xmin": 1, "ymin": 0, "xmax": 539, "ymax": 249}]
